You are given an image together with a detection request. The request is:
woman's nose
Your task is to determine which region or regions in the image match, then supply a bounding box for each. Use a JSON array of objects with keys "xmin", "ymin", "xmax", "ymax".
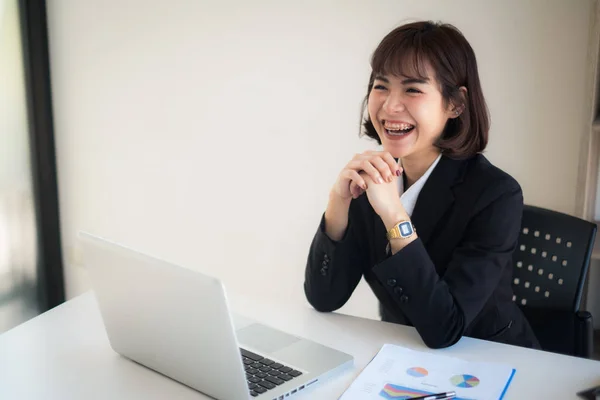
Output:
[{"xmin": 383, "ymin": 91, "xmax": 406, "ymax": 113}]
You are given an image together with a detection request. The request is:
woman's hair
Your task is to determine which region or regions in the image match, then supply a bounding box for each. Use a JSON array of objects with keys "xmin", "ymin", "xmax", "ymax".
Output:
[{"xmin": 361, "ymin": 21, "xmax": 489, "ymax": 159}]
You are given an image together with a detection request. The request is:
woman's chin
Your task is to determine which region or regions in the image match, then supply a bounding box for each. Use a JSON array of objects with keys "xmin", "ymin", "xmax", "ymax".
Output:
[
  {"xmin": 382, "ymin": 144, "xmax": 414, "ymax": 159},
  {"xmin": 380, "ymin": 133, "xmax": 418, "ymax": 159}
]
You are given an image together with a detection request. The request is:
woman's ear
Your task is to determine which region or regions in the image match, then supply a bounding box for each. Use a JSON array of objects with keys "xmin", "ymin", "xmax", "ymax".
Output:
[{"xmin": 449, "ymin": 86, "xmax": 468, "ymax": 118}]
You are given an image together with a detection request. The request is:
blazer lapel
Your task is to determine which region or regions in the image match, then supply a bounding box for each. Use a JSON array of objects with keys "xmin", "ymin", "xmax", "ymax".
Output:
[{"xmin": 411, "ymin": 156, "xmax": 468, "ymax": 245}]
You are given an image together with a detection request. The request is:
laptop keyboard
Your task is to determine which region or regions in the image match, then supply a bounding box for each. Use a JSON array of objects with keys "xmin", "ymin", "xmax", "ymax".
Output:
[{"xmin": 240, "ymin": 348, "xmax": 303, "ymax": 397}]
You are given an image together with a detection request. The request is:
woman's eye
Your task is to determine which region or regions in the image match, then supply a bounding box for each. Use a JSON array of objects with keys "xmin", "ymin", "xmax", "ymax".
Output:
[
  {"xmin": 373, "ymin": 84, "xmax": 387, "ymax": 91},
  {"xmin": 407, "ymin": 88, "xmax": 422, "ymax": 94}
]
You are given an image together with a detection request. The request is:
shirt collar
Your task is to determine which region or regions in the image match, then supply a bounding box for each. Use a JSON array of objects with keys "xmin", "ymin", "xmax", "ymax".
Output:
[{"xmin": 397, "ymin": 154, "xmax": 443, "ymax": 217}]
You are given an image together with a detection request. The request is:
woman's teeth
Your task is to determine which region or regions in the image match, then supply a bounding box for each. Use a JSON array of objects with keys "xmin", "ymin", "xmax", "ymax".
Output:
[{"xmin": 384, "ymin": 123, "xmax": 415, "ymax": 136}]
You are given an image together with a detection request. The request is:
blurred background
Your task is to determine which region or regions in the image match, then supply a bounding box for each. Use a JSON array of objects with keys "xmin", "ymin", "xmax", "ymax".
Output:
[{"xmin": 0, "ymin": 0, "xmax": 63, "ymax": 332}]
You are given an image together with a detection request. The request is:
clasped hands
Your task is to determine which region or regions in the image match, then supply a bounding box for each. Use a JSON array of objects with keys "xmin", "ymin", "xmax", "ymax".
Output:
[{"xmin": 332, "ymin": 151, "xmax": 409, "ymax": 230}]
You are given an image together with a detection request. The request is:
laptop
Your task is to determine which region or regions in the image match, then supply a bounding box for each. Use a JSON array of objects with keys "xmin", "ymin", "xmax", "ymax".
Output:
[{"xmin": 79, "ymin": 232, "xmax": 353, "ymax": 400}]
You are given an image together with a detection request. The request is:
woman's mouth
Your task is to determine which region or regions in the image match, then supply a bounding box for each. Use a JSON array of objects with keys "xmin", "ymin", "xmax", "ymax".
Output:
[{"xmin": 383, "ymin": 121, "xmax": 415, "ymax": 136}]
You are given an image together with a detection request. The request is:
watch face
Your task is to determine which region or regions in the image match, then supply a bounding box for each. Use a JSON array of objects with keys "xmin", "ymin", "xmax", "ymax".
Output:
[{"xmin": 399, "ymin": 222, "xmax": 413, "ymax": 237}]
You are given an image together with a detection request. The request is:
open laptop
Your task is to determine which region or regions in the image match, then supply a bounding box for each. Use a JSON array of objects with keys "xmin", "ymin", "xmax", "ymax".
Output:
[{"xmin": 79, "ymin": 232, "xmax": 353, "ymax": 400}]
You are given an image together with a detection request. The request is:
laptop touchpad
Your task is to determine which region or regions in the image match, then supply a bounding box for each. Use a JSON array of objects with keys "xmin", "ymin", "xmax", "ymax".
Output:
[{"xmin": 236, "ymin": 323, "xmax": 300, "ymax": 354}]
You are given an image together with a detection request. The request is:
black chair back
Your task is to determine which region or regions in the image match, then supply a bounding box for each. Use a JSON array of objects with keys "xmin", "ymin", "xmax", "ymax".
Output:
[{"xmin": 512, "ymin": 205, "xmax": 597, "ymax": 312}]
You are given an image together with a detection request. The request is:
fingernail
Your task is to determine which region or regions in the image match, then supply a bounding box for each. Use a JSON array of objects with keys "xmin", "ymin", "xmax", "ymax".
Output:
[
  {"xmin": 361, "ymin": 183, "xmax": 367, "ymax": 190},
  {"xmin": 377, "ymin": 177, "xmax": 384, "ymax": 184},
  {"xmin": 396, "ymin": 169, "xmax": 401, "ymax": 176}
]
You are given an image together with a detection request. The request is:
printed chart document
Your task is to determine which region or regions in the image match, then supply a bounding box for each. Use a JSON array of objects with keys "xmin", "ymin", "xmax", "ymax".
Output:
[{"xmin": 339, "ymin": 344, "xmax": 515, "ymax": 400}]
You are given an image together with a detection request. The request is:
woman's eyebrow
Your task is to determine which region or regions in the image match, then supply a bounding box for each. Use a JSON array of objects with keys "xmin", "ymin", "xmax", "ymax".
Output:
[
  {"xmin": 401, "ymin": 77, "xmax": 429, "ymax": 85},
  {"xmin": 373, "ymin": 75, "xmax": 429, "ymax": 85}
]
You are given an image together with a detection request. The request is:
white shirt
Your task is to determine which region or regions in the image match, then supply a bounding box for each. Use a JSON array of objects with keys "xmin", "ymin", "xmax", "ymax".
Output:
[{"xmin": 397, "ymin": 154, "xmax": 442, "ymax": 217}]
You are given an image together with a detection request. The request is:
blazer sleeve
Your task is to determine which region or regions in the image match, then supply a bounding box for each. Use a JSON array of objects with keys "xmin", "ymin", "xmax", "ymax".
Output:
[
  {"xmin": 304, "ymin": 199, "xmax": 368, "ymax": 312},
  {"xmin": 371, "ymin": 181, "xmax": 523, "ymax": 349}
]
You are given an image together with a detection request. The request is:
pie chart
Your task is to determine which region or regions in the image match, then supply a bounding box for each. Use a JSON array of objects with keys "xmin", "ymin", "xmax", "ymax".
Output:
[
  {"xmin": 450, "ymin": 374, "xmax": 480, "ymax": 388},
  {"xmin": 406, "ymin": 367, "xmax": 428, "ymax": 377}
]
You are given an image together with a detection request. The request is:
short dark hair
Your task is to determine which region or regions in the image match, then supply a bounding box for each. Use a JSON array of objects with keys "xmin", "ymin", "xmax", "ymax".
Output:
[{"xmin": 361, "ymin": 21, "xmax": 489, "ymax": 159}]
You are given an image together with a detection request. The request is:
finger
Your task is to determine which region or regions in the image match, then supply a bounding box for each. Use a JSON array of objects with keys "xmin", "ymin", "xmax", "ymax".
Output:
[
  {"xmin": 380, "ymin": 152, "xmax": 402, "ymax": 177},
  {"xmin": 351, "ymin": 184, "xmax": 365, "ymax": 199},
  {"xmin": 347, "ymin": 159, "xmax": 384, "ymax": 184},
  {"xmin": 370, "ymin": 156, "xmax": 395, "ymax": 183},
  {"xmin": 349, "ymin": 181, "xmax": 359, "ymax": 198},
  {"xmin": 350, "ymin": 179, "xmax": 366, "ymax": 194},
  {"xmin": 351, "ymin": 152, "xmax": 369, "ymax": 162},
  {"xmin": 344, "ymin": 169, "xmax": 367, "ymax": 190},
  {"xmin": 354, "ymin": 150, "xmax": 380, "ymax": 161},
  {"xmin": 357, "ymin": 159, "xmax": 385, "ymax": 184}
]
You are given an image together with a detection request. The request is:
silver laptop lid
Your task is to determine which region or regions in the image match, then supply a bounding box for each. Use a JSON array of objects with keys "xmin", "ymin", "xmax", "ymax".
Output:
[{"xmin": 79, "ymin": 232, "xmax": 250, "ymax": 400}]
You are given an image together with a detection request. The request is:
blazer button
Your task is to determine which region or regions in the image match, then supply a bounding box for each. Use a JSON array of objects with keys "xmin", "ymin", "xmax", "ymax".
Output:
[
  {"xmin": 400, "ymin": 295, "xmax": 409, "ymax": 304},
  {"xmin": 393, "ymin": 286, "xmax": 403, "ymax": 295},
  {"xmin": 386, "ymin": 278, "xmax": 397, "ymax": 287},
  {"xmin": 320, "ymin": 268, "xmax": 327, "ymax": 276}
]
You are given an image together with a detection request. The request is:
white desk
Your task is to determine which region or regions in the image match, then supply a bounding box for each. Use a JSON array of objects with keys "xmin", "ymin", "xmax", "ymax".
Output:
[{"xmin": 1, "ymin": 291, "xmax": 599, "ymax": 400}]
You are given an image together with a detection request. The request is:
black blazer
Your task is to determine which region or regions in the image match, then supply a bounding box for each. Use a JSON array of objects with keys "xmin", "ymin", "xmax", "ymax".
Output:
[{"xmin": 304, "ymin": 154, "xmax": 540, "ymax": 349}]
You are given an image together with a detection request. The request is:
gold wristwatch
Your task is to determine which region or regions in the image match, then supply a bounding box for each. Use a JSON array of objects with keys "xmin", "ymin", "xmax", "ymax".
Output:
[{"xmin": 386, "ymin": 220, "xmax": 416, "ymax": 240}]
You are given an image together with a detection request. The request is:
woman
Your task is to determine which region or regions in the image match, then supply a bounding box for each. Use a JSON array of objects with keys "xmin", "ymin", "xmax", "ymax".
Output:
[{"xmin": 304, "ymin": 21, "xmax": 540, "ymax": 349}]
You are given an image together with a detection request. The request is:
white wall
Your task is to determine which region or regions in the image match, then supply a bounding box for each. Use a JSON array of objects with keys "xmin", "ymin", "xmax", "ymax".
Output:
[{"xmin": 46, "ymin": 0, "xmax": 595, "ymax": 320}]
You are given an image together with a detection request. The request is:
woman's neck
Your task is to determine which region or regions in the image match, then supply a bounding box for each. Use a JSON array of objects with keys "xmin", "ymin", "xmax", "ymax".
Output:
[{"xmin": 401, "ymin": 149, "xmax": 441, "ymax": 188}]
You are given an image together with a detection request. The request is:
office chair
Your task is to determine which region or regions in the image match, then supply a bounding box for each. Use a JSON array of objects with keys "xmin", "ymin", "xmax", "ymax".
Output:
[{"xmin": 512, "ymin": 205, "xmax": 597, "ymax": 358}]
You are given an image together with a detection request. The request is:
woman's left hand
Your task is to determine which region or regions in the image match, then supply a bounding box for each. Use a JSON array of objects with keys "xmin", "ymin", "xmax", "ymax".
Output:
[{"xmin": 359, "ymin": 172, "xmax": 409, "ymax": 229}]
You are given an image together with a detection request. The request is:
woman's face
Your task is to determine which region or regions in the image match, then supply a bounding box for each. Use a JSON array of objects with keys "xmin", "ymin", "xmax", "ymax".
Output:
[{"xmin": 367, "ymin": 64, "xmax": 457, "ymax": 160}]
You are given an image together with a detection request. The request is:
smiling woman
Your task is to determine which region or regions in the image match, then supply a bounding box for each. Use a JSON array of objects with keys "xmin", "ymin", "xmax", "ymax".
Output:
[
  {"xmin": 304, "ymin": 21, "xmax": 540, "ymax": 350},
  {"xmin": 361, "ymin": 22, "xmax": 489, "ymax": 162}
]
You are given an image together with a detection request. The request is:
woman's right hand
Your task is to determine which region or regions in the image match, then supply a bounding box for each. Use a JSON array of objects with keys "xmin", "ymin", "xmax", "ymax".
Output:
[{"xmin": 332, "ymin": 151, "xmax": 402, "ymax": 200}]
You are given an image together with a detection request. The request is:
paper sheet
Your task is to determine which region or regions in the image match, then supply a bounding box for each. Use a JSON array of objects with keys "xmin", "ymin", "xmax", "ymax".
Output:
[{"xmin": 339, "ymin": 344, "xmax": 515, "ymax": 400}]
